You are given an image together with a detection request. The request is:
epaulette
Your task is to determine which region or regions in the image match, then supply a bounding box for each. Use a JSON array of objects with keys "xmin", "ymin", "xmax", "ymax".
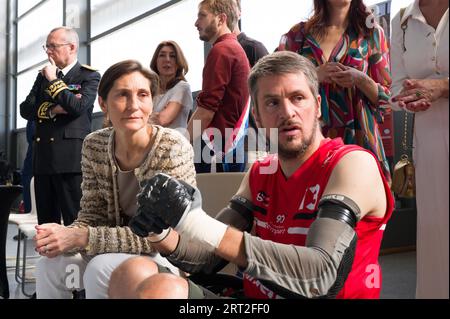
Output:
[{"xmin": 80, "ymin": 64, "xmax": 98, "ymax": 71}]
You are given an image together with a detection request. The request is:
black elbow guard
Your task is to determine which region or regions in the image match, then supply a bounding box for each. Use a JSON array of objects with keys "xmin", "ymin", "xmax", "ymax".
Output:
[
  {"xmin": 317, "ymin": 194, "xmax": 361, "ymax": 228},
  {"xmin": 228, "ymin": 195, "xmax": 255, "ymax": 232},
  {"xmin": 316, "ymin": 194, "xmax": 360, "ymax": 298}
]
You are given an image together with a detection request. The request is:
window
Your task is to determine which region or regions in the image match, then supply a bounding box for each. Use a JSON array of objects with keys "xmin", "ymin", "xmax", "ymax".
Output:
[
  {"xmin": 16, "ymin": 0, "xmax": 63, "ymax": 128},
  {"xmin": 16, "ymin": 63, "xmax": 47, "ymax": 129},
  {"xmin": 17, "ymin": 0, "xmax": 43, "ymax": 17},
  {"xmin": 240, "ymin": 0, "xmax": 313, "ymax": 53},
  {"xmin": 90, "ymin": 0, "xmax": 171, "ymax": 37},
  {"xmin": 90, "ymin": 0, "xmax": 203, "ymax": 112},
  {"xmin": 17, "ymin": 0, "xmax": 63, "ymax": 72},
  {"xmin": 388, "ymin": 0, "xmax": 415, "ymax": 20}
]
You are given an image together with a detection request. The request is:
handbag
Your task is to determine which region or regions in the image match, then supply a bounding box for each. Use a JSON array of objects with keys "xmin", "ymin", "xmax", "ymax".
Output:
[{"xmin": 391, "ymin": 112, "xmax": 415, "ymax": 198}]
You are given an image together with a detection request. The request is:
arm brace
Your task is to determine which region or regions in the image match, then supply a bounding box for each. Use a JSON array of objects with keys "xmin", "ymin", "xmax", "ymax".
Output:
[
  {"xmin": 244, "ymin": 195, "xmax": 360, "ymax": 298},
  {"xmin": 164, "ymin": 196, "xmax": 254, "ymax": 274}
]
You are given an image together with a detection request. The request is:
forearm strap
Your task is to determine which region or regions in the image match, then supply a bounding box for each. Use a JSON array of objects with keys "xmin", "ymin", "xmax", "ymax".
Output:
[
  {"xmin": 164, "ymin": 232, "xmax": 228, "ymax": 274},
  {"xmin": 148, "ymin": 228, "xmax": 172, "ymax": 243}
]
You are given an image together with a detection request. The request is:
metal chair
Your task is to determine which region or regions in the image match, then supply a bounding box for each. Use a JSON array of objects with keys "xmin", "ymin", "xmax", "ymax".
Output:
[
  {"xmin": 16, "ymin": 223, "xmax": 37, "ymax": 297},
  {"xmin": 8, "ymin": 177, "xmax": 38, "ymax": 297},
  {"xmin": 0, "ymin": 184, "xmax": 23, "ymax": 299}
]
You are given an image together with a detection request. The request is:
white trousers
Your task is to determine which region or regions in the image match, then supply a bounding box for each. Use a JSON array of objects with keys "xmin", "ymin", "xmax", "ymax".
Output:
[{"xmin": 35, "ymin": 252, "xmax": 179, "ymax": 299}]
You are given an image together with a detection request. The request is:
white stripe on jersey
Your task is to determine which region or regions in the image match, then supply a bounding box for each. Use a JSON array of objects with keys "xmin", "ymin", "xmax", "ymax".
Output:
[
  {"xmin": 255, "ymin": 219, "xmax": 268, "ymax": 229},
  {"xmin": 287, "ymin": 227, "xmax": 309, "ymax": 235}
]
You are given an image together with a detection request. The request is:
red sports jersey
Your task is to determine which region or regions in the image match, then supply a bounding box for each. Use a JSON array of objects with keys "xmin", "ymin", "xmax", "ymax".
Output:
[{"xmin": 245, "ymin": 138, "xmax": 394, "ymax": 299}]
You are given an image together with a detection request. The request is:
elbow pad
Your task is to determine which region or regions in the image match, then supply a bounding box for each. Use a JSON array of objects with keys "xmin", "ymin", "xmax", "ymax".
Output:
[
  {"xmin": 318, "ymin": 194, "xmax": 361, "ymax": 227},
  {"xmin": 220, "ymin": 195, "xmax": 255, "ymax": 232},
  {"xmin": 257, "ymin": 195, "xmax": 360, "ymax": 298},
  {"xmin": 315, "ymin": 194, "xmax": 361, "ymax": 298}
]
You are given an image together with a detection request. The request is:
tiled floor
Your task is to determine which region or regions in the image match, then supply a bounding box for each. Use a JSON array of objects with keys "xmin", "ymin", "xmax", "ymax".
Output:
[
  {"xmin": 380, "ymin": 251, "xmax": 416, "ymax": 299},
  {"xmin": 3, "ymin": 223, "xmax": 417, "ymax": 299}
]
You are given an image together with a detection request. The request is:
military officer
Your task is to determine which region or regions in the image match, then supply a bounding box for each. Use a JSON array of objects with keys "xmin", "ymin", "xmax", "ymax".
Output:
[{"xmin": 20, "ymin": 26, "xmax": 100, "ymax": 225}]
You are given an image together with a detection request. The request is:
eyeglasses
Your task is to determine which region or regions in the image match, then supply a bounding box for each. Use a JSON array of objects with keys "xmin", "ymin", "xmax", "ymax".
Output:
[{"xmin": 42, "ymin": 43, "xmax": 71, "ymax": 51}]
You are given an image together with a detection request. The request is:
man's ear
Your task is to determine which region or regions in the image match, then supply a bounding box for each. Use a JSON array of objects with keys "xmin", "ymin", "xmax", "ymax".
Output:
[
  {"xmin": 252, "ymin": 103, "xmax": 261, "ymax": 128},
  {"xmin": 218, "ymin": 13, "xmax": 227, "ymax": 28},
  {"xmin": 316, "ymin": 95, "xmax": 322, "ymax": 119},
  {"xmin": 69, "ymin": 43, "xmax": 77, "ymax": 54}
]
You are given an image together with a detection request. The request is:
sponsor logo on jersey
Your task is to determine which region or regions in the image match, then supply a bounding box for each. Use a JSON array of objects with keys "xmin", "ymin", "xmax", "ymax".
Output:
[
  {"xmin": 255, "ymin": 217, "xmax": 286, "ymax": 235},
  {"xmin": 256, "ymin": 191, "xmax": 270, "ymax": 207},
  {"xmin": 299, "ymin": 184, "xmax": 320, "ymax": 211}
]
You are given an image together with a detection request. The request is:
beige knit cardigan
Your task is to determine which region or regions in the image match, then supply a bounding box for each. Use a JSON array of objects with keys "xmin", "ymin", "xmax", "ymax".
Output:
[{"xmin": 69, "ymin": 125, "xmax": 196, "ymax": 255}]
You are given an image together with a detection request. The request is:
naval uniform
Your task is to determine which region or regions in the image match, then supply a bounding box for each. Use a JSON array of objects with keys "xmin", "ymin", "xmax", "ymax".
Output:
[{"xmin": 20, "ymin": 62, "xmax": 100, "ymax": 225}]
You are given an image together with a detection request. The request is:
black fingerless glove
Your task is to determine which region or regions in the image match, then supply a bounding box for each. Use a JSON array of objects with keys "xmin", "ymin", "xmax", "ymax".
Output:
[{"xmin": 129, "ymin": 173, "xmax": 195, "ymax": 237}]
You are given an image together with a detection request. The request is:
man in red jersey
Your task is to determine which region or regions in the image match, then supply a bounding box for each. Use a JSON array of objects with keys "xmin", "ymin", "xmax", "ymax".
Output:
[{"xmin": 109, "ymin": 51, "xmax": 394, "ymax": 299}]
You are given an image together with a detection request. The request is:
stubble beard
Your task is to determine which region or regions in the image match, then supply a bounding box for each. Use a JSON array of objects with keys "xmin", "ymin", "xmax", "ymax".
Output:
[
  {"xmin": 199, "ymin": 23, "xmax": 217, "ymax": 42},
  {"xmin": 278, "ymin": 117, "xmax": 319, "ymax": 160}
]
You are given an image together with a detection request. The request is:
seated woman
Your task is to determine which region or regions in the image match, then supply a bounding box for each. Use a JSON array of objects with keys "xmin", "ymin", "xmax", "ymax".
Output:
[
  {"xmin": 149, "ymin": 40, "xmax": 193, "ymax": 130},
  {"xmin": 33, "ymin": 60, "xmax": 196, "ymax": 299}
]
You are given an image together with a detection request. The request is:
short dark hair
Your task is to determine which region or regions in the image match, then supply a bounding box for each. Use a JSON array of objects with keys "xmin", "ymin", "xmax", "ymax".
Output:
[
  {"xmin": 248, "ymin": 51, "xmax": 319, "ymax": 112},
  {"xmin": 150, "ymin": 40, "xmax": 189, "ymax": 91},
  {"xmin": 98, "ymin": 60, "xmax": 159, "ymax": 100}
]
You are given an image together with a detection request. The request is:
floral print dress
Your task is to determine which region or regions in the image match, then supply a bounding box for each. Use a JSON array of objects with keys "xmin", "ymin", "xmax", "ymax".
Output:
[{"xmin": 279, "ymin": 22, "xmax": 392, "ymax": 182}]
